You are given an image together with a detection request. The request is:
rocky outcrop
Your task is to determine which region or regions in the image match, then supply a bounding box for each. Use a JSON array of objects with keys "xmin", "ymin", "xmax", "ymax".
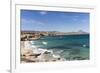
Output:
[
  {"xmin": 21, "ymin": 41, "xmax": 65, "ymax": 63},
  {"xmin": 21, "ymin": 49, "xmax": 65, "ymax": 63}
]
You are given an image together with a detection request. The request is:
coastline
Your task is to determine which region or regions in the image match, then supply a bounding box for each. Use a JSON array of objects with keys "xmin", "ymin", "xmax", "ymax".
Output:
[
  {"xmin": 21, "ymin": 41, "xmax": 65, "ymax": 63},
  {"xmin": 21, "ymin": 31, "xmax": 89, "ymax": 41},
  {"xmin": 20, "ymin": 34, "xmax": 89, "ymax": 63}
]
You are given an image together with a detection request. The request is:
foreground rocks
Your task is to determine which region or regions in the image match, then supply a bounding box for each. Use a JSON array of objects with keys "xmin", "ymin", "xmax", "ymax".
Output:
[
  {"xmin": 21, "ymin": 48, "xmax": 65, "ymax": 63},
  {"xmin": 20, "ymin": 41, "xmax": 66, "ymax": 63}
]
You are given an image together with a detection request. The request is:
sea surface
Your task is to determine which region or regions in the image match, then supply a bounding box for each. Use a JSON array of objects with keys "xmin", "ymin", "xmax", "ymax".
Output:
[{"xmin": 31, "ymin": 34, "xmax": 89, "ymax": 60}]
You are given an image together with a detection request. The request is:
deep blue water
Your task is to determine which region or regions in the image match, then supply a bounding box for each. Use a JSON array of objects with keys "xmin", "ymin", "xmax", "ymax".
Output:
[{"xmin": 31, "ymin": 34, "xmax": 89, "ymax": 60}]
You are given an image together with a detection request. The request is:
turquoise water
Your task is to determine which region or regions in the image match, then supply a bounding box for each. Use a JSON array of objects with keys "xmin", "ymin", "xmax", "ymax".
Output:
[{"xmin": 31, "ymin": 34, "xmax": 89, "ymax": 60}]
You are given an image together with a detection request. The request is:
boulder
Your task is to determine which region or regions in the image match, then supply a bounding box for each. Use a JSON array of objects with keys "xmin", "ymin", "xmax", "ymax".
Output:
[
  {"xmin": 43, "ymin": 51, "xmax": 51, "ymax": 54},
  {"xmin": 30, "ymin": 53, "xmax": 41, "ymax": 58},
  {"xmin": 21, "ymin": 48, "xmax": 33, "ymax": 56}
]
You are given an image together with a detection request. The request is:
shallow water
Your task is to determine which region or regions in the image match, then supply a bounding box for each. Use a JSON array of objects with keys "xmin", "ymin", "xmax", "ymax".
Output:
[{"xmin": 31, "ymin": 34, "xmax": 89, "ymax": 60}]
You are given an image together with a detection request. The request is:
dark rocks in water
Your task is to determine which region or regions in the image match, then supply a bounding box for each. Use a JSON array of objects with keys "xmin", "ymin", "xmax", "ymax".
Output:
[
  {"xmin": 43, "ymin": 51, "xmax": 51, "ymax": 54},
  {"xmin": 30, "ymin": 53, "xmax": 41, "ymax": 58},
  {"xmin": 65, "ymin": 56, "xmax": 87, "ymax": 60},
  {"xmin": 58, "ymin": 58, "xmax": 61, "ymax": 60},
  {"xmin": 72, "ymin": 56, "xmax": 86, "ymax": 60}
]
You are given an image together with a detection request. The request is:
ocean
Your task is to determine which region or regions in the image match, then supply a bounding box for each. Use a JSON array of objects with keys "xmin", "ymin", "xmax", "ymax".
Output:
[{"xmin": 31, "ymin": 34, "xmax": 89, "ymax": 60}]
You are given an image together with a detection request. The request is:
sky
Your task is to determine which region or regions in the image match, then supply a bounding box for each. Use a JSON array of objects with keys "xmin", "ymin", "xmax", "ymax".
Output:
[{"xmin": 21, "ymin": 9, "xmax": 89, "ymax": 32}]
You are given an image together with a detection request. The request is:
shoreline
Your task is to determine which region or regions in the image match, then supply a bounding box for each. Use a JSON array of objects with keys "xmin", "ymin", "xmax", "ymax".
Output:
[
  {"xmin": 21, "ymin": 30, "xmax": 89, "ymax": 41},
  {"xmin": 20, "ymin": 36, "xmax": 89, "ymax": 63},
  {"xmin": 21, "ymin": 41, "xmax": 65, "ymax": 63}
]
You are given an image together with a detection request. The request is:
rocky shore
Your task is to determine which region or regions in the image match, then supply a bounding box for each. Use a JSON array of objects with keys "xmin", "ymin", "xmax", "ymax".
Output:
[
  {"xmin": 21, "ymin": 41, "xmax": 65, "ymax": 63},
  {"xmin": 21, "ymin": 30, "xmax": 89, "ymax": 41}
]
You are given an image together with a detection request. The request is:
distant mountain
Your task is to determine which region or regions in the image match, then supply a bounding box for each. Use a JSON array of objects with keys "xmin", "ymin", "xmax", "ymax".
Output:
[{"xmin": 63, "ymin": 30, "xmax": 89, "ymax": 35}]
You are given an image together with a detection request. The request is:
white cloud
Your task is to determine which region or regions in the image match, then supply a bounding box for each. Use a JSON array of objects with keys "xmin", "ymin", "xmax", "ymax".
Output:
[
  {"xmin": 39, "ymin": 11, "xmax": 47, "ymax": 15},
  {"xmin": 72, "ymin": 16, "xmax": 80, "ymax": 21},
  {"xmin": 21, "ymin": 19, "xmax": 46, "ymax": 25}
]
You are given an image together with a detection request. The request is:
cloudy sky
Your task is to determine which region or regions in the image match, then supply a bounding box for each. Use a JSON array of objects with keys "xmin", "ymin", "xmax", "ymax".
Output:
[{"xmin": 21, "ymin": 9, "xmax": 89, "ymax": 32}]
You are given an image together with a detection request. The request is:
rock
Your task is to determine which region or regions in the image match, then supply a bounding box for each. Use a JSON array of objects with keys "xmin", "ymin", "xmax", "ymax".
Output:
[
  {"xmin": 58, "ymin": 58, "xmax": 61, "ymax": 60},
  {"xmin": 21, "ymin": 57, "xmax": 36, "ymax": 62},
  {"xmin": 52, "ymin": 59, "xmax": 57, "ymax": 61},
  {"xmin": 30, "ymin": 53, "xmax": 41, "ymax": 58},
  {"xmin": 20, "ymin": 42, "xmax": 65, "ymax": 62},
  {"xmin": 43, "ymin": 51, "xmax": 51, "ymax": 54},
  {"xmin": 21, "ymin": 48, "xmax": 33, "ymax": 56},
  {"xmin": 72, "ymin": 56, "xmax": 86, "ymax": 60}
]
